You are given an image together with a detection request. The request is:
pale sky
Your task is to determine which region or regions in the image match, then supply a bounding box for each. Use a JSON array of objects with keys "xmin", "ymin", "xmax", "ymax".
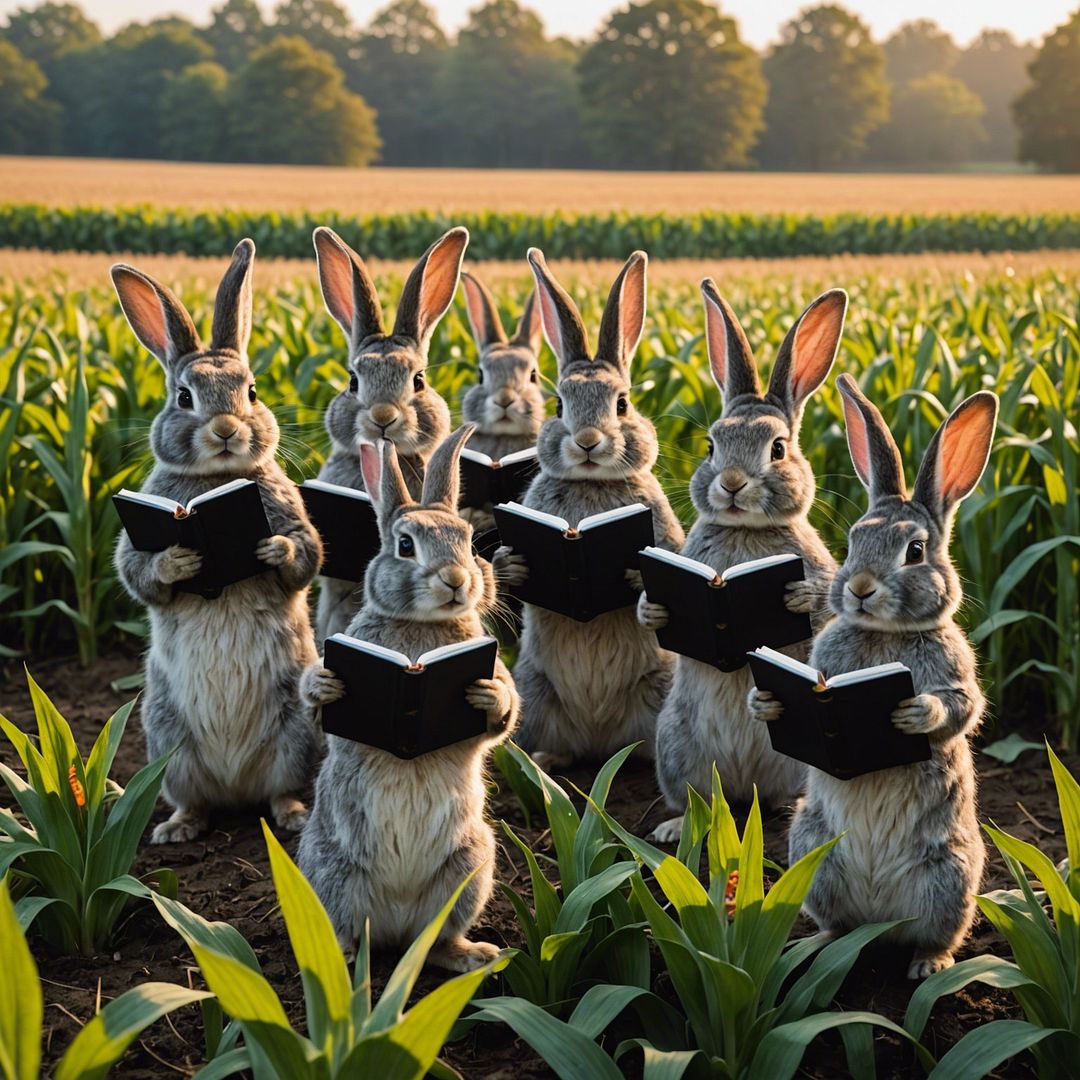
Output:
[{"xmin": 1, "ymin": 0, "xmax": 1075, "ymax": 49}]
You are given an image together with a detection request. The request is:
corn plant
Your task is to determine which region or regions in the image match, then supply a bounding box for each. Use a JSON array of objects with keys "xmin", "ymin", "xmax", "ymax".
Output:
[
  {"xmin": 904, "ymin": 745, "xmax": 1080, "ymax": 1079},
  {"xmin": 153, "ymin": 820, "xmax": 505, "ymax": 1079},
  {"xmin": 0, "ymin": 672, "xmax": 170, "ymax": 953},
  {"xmin": 489, "ymin": 744, "xmax": 649, "ymax": 1013},
  {"xmin": 0, "ymin": 876, "xmax": 211, "ymax": 1080}
]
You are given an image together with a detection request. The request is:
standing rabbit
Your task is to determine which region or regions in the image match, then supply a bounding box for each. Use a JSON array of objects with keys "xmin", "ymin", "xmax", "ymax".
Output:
[
  {"xmin": 641, "ymin": 282, "xmax": 846, "ymax": 841},
  {"xmin": 494, "ymin": 249, "xmax": 684, "ymax": 769},
  {"xmin": 311, "ymin": 226, "xmax": 465, "ymax": 640},
  {"xmin": 111, "ymin": 240, "xmax": 322, "ymax": 843},
  {"xmin": 459, "ymin": 272, "xmax": 546, "ymax": 532},
  {"xmin": 298, "ymin": 425, "xmax": 518, "ymax": 971},
  {"xmin": 752, "ymin": 374, "xmax": 997, "ymax": 979}
]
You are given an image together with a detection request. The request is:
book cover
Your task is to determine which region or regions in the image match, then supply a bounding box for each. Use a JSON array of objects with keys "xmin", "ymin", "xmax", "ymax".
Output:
[
  {"xmin": 300, "ymin": 479, "xmax": 381, "ymax": 583},
  {"xmin": 493, "ymin": 502, "xmax": 655, "ymax": 621},
  {"xmin": 639, "ymin": 550, "xmax": 810, "ymax": 670},
  {"xmin": 747, "ymin": 646, "xmax": 930, "ymax": 779},
  {"xmin": 113, "ymin": 479, "xmax": 271, "ymax": 598},
  {"xmin": 459, "ymin": 446, "xmax": 539, "ymax": 510},
  {"xmin": 320, "ymin": 635, "xmax": 499, "ymax": 758}
]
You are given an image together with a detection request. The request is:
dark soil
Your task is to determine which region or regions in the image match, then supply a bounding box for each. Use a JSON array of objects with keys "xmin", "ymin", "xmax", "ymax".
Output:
[{"xmin": 1, "ymin": 649, "xmax": 1070, "ymax": 1079}]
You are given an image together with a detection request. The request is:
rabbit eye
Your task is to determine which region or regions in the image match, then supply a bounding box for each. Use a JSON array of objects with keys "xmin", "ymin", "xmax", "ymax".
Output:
[
  {"xmin": 771, "ymin": 439, "xmax": 786, "ymax": 461},
  {"xmin": 413, "ymin": 371, "xmax": 425, "ymax": 392},
  {"xmin": 398, "ymin": 535, "xmax": 415, "ymax": 558},
  {"xmin": 177, "ymin": 387, "xmax": 193, "ymax": 409},
  {"xmin": 530, "ymin": 369, "xmax": 539, "ymax": 383},
  {"xmin": 905, "ymin": 540, "xmax": 925, "ymax": 565},
  {"xmin": 477, "ymin": 368, "xmax": 484, "ymax": 384},
  {"xmin": 248, "ymin": 385, "xmax": 257, "ymax": 403},
  {"xmin": 616, "ymin": 395, "xmax": 628, "ymax": 416},
  {"xmin": 555, "ymin": 396, "xmax": 563, "ymax": 418},
  {"xmin": 348, "ymin": 373, "xmax": 358, "ymax": 394},
  {"xmin": 706, "ymin": 438, "xmax": 714, "ymax": 458}
]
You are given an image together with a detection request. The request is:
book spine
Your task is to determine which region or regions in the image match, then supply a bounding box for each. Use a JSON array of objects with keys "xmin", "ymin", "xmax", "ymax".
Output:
[
  {"xmin": 564, "ymin": 535, "xmax": 589, "ymax": 620},
  {"xmin": 399, "ymin": 670, "xmax": 424, "ymax": 758},
  {"xmin": 710, "ymin": 581, "xmax": 732, "ymax": 663},
  {"xmin": 814, "ymin": 690, "xmax": 852, "ymax": 778}
]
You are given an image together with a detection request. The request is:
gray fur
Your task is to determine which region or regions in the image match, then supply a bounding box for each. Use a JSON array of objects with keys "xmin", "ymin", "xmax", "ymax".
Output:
[
  {"xmin": 783, "ymin": 374, "xmax": 998, "ymax": 979},
  {"xmin": 647, "ymin": 284, "xmax": 846, "ymax": 833},
  {"xmin": 298, "ymin": 427, "xmax": 517, "ymax": 970},
  {"xmin": 496, "ymin": 249, "xmax": 684, "ymax": 766},
  {"xmin": 311, "ymin": 226, "xmax": 464, "ymax": 640},
  {"xmin": 111, "ymin": 241, "xmax": 322, "ymax": 844},
  {"xmin": 460, "ymin": 272, "xmax": 546, "ymax": 530}
]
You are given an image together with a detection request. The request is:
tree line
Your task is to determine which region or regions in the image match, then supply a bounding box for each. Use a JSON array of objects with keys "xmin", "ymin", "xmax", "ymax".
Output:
[{"xmin": 0, "ymin": 0, "xmax": 1076, "ymax": 172}]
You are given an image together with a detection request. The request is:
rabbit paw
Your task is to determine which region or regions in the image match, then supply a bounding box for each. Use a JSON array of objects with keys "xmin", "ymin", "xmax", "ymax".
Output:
[
  {"xmin": 624, "ymin": 567, "xmax": 644, "ymax": 592},
  {"xmin": 430, "ymin": 936, "xmax": 501, "ymax": 973},
  {"xmin": 637, "ymin": 591, "xmax": 670, "ymax": 630},
  {"xmin": 257, "ymin": 534, "xmax": 295, "ymax": 567},
  {"xmin": 908, "ymin": 949, "xmax": 955, "ymax": 980},
  {"xmin": 466, "ymin": 678, "xmax": 512, "ymax": 732},
  {"xmin": 151, "ymin": 808, "xmax": 207, "ymax": 845},
  {"xmin": 785, "ymin": 579, "xmax": 818, "ymax": 614},
  {"xmin": 748, "ymin": 687, "xmax": 783, "ymax": 722},
  {"xmin": 300, "ymin": 665, "xmax": 346, "ymax": 708},
  {"xmin": 271, "ymin": 794, "xmax": 309, "ymax": 833},
  {"xmin": 892, "ymin": 694, "xmax": 946, "ymax": 735},
  {"xmin": 156, "ymin": 545, "xmax": 203, "ymax": 584},
  {"xmin": 648, "ymin": 816, "xmax": 683, "ymax": 845},
  {"xmin": 492, "ymin": 545, "xmax": 529, "ymax": 587}
]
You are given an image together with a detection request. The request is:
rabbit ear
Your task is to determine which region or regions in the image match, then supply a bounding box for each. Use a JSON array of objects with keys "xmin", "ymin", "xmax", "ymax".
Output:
[
  {"xmin": 393, "ymin": 226, "xmax": 469, "ymax": 352},
  {"xmin": 836, "ymin": 374, "xmax": 906, "ymax": 500},
  {"xmin": 527, "ymin": 247, "xmax": 590, "ymax": 373},
  {"xmin": 111, "ymin": 264, "xmax": 201, "ymax": 369},
  {"xmin": 361, "ymin": 438, "xmax": 410, "ymax": 517},
  {"xmin": 313, "ymin": 226, "xmax": 384, "ymax": 344},
  {"xmin": 511, "ymin": 288, "xmax": 543, "ymax": 354},
  {"xmin": 700, "ymin": 279, "xmax": 760, "ymax": 403},
  {"xmin": 768, "ymin": 289, "xmax": 847, "ymax": 419},
  {"xmin": 461, "ymin": 271, "xmax": 507, "ymax": 350},
  {"xmin": 210, "ymin": 238, "xmax": 255, "ymax": 356},
  {"xmin": 421, "ymin": 424, "xmax": 475, "ymax": 509},
  {"xmin": 913, "ymin": 391, "xmax": 998, "ymax": 521},
  {"xmin": 595, "ymin": 251, "xmax": 647, "ymax": 374}
]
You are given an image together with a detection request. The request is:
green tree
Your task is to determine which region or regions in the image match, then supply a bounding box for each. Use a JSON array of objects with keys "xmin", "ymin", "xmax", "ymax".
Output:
[
  {"xmin": 272, "ymin": 0, "xmax": 357, "ymax": 70},
  {"xmin": 580, "ymin": 0, "xmax": 765, "ymax": 169},
  {"xmin": 353, "ymin": 0, "xmax": 447, "ymax": 163},
  {"xmin": 955, "ymin": 29, "xmax": 1035, "ymax": 161},
  {"xmin": 758, "ymin": 4, "xmax": 889, "ymax": 169},
  {"xmin": 436, "ymin": 0, "xmax": 586, "ymax": 167},
  {"xmin": 883, "ymin": 19, "xmax": 957, "ymax": 85},
  {"xmin": 228, "ymin": 34, "xmax": 380, "ymax": 165},
  {"xmin": 1014, "ymin": 10, "xmax": 1080, "ymax": 172},
  {"xmin": 205, "ymin": 0, "xmax": 267, "ymax": 69},
  {"xmin": 2, "ymin": 1, "xmax": 100, "ymax": 67},
  {"xmin": 160, "ymin": 61, "xmax": 229, "ymax": 161},
  {"xmin": 0, "ymin": 37, "xmax": 60, "ymax": 151},
  {"xmin": 868, "ymin": 73, "xmax": 985, "ymax": 164}
]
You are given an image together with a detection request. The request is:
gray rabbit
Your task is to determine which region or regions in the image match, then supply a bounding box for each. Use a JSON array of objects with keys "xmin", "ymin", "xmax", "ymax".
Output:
[
  {"xmin": 459, "ymin": 271, "xmax": 546, "ymax": 532},
  {"xmin": 311, "ymin": 226, "xmax": 465, "ymax": 640},
  {"xmin": 112, "ymin": 241, "xmax": 322, "ymax": 843},
  {"xmin": 298, "ymin": 425, "xmax": 518, "ymax": 971},
  {"xmin": 752, "ymin": 374, "xmax": 998, "ymax": 979},
  {"xmin": 642, "ymin": 282, "xmax": 846, "ymax": 841},
  {"xmin": 494, "ymin": 249, "xmax": 684, "ymax": 769}
]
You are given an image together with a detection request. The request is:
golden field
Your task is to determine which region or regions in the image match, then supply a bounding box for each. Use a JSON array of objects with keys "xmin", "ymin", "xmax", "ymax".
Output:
[{"xmin": 9, "ymin": 155, "xmax": 1080, "ymax": 214}]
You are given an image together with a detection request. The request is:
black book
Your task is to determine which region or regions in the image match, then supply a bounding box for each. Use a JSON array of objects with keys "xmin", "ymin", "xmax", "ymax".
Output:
[
  {"xmin": 299, "ymin": 479, "xmax": 380, "ymax": 583},
  {"xmin": 638, "ymin": 549, "xmax": 810, "ymax": 671},
  {"xmin": 320, "ymin": 635, "xmax": 499, "ymax": 758},
  {"xmin": 747, "ymin": 646, "xmax": 930, "ymax": 780},
  {"xmin": 113, "ymin": 478, "xmax": 271, "ymax": 599},
  {"xmin": 492, "ymin": 502, "xmax": 655, "ymax": 622},
  {"xmin": 459, "ymin": 446, "xmax": 539, "ymax": 511}
]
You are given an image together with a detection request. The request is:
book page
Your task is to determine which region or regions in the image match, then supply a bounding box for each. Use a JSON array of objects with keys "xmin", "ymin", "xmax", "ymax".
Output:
[
  {"xmin": 827, "ymin": 662, "xmax": 911, "ymax": 689},
  {"xmin": 302, "ymin": 478, "xmax": 372, "ymax": 502},
  {"xmin": 751, "ymin": 646, "xmax": 821, "ymax": 683},
  {"xmin": 496, "ymin": 501, "xmax": 570, "ymax": 532},
  {"xmin": 187, "ymin": 477, "xmax": 255, "ymax": 512},
  {"xmin": 117, "ymin": 489, "xmax": 182, "ymax": 515},
  {"xmin": 641, "ymin": 545, "xmax": 717, "ymax": 581},
  {"xmin": 460, "ymin": 447, "xmax": 495, "ymax": 468},
  {"xmin": 418, "ymin": 636, "xmax": 497, "ymax": 667},
  {"xmin": 328, "ymin": 634, "xmax": 410, "ymax": 668},
  {"xmin": 498, "ymin": 446, "xmax": 539, "ymax": 466},
  {"xmin": 579, "ymin": 502, "xmax": 649, "ymax": 532},
  {"xmin": 723, "ymin": 552, "xmax": 799, "ymax": 581}
]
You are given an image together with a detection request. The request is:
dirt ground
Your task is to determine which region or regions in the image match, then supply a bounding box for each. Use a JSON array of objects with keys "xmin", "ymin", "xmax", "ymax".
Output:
[{"xmin": 1, "ymin": 648, "xmax": 1069, "ymax": 1079}]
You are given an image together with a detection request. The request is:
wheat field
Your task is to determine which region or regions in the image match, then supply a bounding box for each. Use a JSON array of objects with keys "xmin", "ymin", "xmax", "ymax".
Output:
[{"xmin": 8, "ymin": 156, "xmax": 1080, "ymax": 214}]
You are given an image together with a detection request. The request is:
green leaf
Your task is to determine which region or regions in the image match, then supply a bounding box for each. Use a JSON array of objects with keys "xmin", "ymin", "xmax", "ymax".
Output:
[
  {"xmin": 152, "ymin": 893, "xmax": 262, "ymax": 972},
  {"xmin": 191, "ymin": 1046, "xmax": 252, "ymax": 1080},
  {"xmin": 554, "ymin": 862, "xmax": 638, "ymax": 934},
  {"xmin": 1047, "ymin": 745, "xmax": 1080, "ymax": 888},
  {"xmin": 928, "ymin": 1020, "xmax": 1064, "ymax": 1080},
  {"xmin": 0, "ymin": 880, "xmax": 42, "ymax": 1080},
  {"xmin": 614, "ymin": 1040, "xmax": 707, "ymax": 1080},
  {"xmin": 979, "ymin": 734, "xmax": 1045, "ymax": 764}
]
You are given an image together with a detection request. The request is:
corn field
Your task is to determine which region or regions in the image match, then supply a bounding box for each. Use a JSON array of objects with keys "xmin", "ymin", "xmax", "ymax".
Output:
[{"xmin": 0, "ymin": 267, "xmax": 1076, "ymax": 743}]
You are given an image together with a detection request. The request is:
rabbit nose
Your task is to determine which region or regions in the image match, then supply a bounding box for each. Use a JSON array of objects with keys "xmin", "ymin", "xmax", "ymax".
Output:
[
  {"xmin": 370, "ymin": 404, "xmax": 400, "ymax": 429},
  {"xmin": 848, "ymin": 572, "xmax": 878, "ymax": 600},
  {"xmin": 576, "ymin": 427, "xmax": 603, "ymax": 453},
  {"xmin": 211, "ymin": 420, "xmax": 238, "ymax": 441},
  {"xmin": 720, "ymin": 468, "xmax": 747, "ymax": 493},
  {"xmin": 440, "ymin": 566, "xmax": 467, "ymax": 590},
  {"xmin": 494, "ymin": 389, "xmax": 515, "ymax": 407}
]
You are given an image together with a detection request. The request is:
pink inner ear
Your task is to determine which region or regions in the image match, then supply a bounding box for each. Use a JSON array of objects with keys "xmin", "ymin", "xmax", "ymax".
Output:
[
  {"xmin": 535, "ymin": 283, "xmax": 563, "ymax": 359},
  {"xmin": 462, "ymin": 277, "xmax": 486, "ymax": 338},
  {"xmin": 418, "ymin": 235, "xmax": 466, "ymax": 332},
  {"xmin": 704, "ymin": 296, "xmax": 728, "ymax": 387},
  {"xmin": 841, "ymin": 394, "xmax": 872, "ymax": 487},
  {"xmin": 618, "ymin": 260, "xmax": 646, "ymax": 358},
  {"xmin": 117, "ymin": 273, "xmax": 169, "ymax": 358},
  {"xmin": 316, "ymin": 240, "xmax": 355, "ymax": 331},
  {"xmin": 359, "ymin": 442, "xmax": 381, "ymax": 502},
  {"xmin": 792, "ymin": 302, "xmax": 843, "ymax": 403},
  {"xmin": 940, "ymin": 402, "xmax": 995, "ymax": 503}
]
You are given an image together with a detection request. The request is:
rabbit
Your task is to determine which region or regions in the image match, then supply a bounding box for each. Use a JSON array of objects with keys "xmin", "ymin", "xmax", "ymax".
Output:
[
  {"xmin": 297, "ymin": 424, "xmax": 518, "ymax": 971},
  {"xmin": 111, "ymin": 240, "xmax": 323, "ymax": 844},
  {"xmin": 751, "ymin": 373, "xmax": 997, "ymax": 980},
  {"xmin": 641, "ymin": 282, "xmax": 846, "ymax": 842},
  {"xmin": 459, "ymin": 271, "xmax": 546, "ymax": 532},
  {"xmin": 493, "ymin": 249, "xmax": 684, "ymax": 770},
  {"xmin": 310, "ymin": 225, "xmax": 465, "ymax": 641}
]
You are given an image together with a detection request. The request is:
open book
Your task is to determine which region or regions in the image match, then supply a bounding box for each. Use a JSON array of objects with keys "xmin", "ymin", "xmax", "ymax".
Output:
[
  {"xmin": 320, "ymin": 635, "xmax": 499, "ymax": 758},
  {"xmin": 493, "ymin": 502, "xmax": 655, "ymax": 621},
  {"xmin": 299, "ymin": 479, "xmax": 381, "ymax": 583},
  {"xmin": 747, "ymin": 646, "xmax": 929, "ymax": 779},
  {"xmin": 113, "ymin": 478, "xmax": 271, "ymax": 598},
  {"xmin": 638, "ymin": 549, "xmax": 810, "ymax": 670},
  {"xmin": 459, "ymin": 446, "xmax": 539, "ymax": 511}
]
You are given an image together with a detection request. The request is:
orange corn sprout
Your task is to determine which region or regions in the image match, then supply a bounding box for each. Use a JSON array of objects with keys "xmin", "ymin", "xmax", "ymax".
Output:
[
  {"xmin": 724, "ymin": 870, "xmax": 739, "ymax": 919},
  {"xmin": 68, "ymin": 764, "xmax": 86, "ymax": 808}
]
